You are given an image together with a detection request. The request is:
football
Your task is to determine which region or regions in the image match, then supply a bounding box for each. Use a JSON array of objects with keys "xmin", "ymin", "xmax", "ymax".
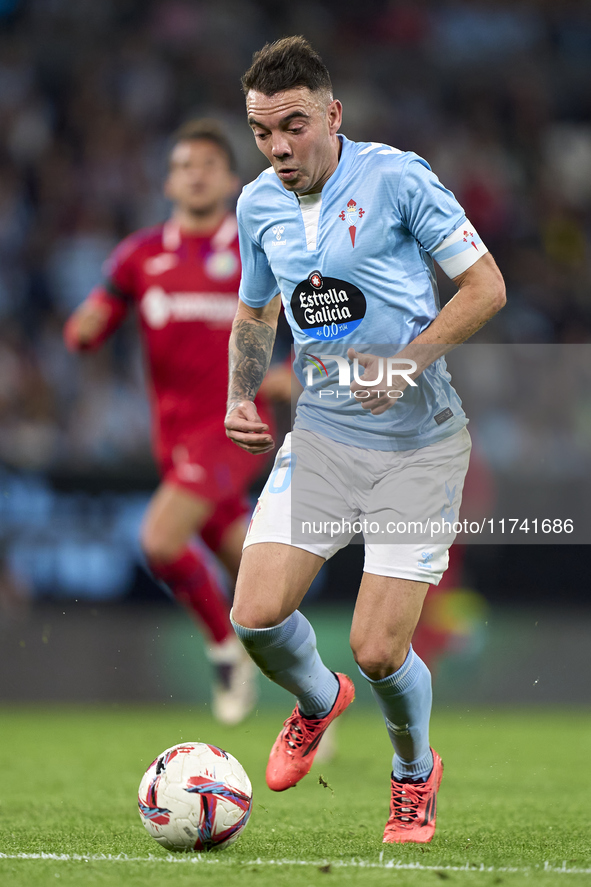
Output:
[{"xmin": 138, "ymin": 742, "xmax": 252, "ymax": 852}]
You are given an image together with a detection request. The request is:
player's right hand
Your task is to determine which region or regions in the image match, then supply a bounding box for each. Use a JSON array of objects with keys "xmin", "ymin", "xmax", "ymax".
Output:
[
  {"xmin": 63, "ymin": 300, "xmax": 111, "ymax": 351},
  {"xmin": 225, "ymin": 400, "xmax": 275, "ymax": 455}
]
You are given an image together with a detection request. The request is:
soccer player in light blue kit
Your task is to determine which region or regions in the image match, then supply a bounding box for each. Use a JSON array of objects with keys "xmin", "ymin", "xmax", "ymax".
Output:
[{"xmin": 225, "ymin": 37, "xmax": 505, "ymax": 843}]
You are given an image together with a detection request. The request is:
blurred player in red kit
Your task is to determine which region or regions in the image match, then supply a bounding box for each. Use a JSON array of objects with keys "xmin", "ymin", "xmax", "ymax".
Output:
[{"xmin": 64, "ymin": 120, "xmax": 276, "ymax": 724}]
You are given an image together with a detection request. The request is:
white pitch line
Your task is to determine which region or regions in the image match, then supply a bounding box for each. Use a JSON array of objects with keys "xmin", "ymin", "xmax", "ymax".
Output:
[{"xmin": 0, "ymin": 854, "xmax": 589, "ymax": 874}]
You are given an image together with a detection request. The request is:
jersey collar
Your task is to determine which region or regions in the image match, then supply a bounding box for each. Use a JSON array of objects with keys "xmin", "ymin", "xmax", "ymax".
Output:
[
  {"xmin": 162, "ymin": 213, "xmax": 237, "ymax": 250},
  {"xmin": 320, "ymin": 133, "xmax": 355, "ymax": 197}
]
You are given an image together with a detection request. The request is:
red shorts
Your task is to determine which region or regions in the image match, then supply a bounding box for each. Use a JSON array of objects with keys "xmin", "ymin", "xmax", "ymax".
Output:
[{"xmin": 157, "ymin": 417, "xmax": 270, "ymax": 552}]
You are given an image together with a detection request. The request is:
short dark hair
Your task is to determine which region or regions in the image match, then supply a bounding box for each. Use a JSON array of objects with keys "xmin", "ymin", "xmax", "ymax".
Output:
[
  {"xmin": 241, "ymin": 36, "xmax": 332, "ymax": 98},
  {"xmin": 169, "ymin": 119, "xmax": 237, "ymax": 172}
]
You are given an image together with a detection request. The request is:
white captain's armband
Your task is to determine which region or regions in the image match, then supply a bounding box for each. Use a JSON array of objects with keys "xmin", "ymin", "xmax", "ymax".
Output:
[{"xmin": 431, "ymin": 221, "xmax": 488, "ymax": 279}]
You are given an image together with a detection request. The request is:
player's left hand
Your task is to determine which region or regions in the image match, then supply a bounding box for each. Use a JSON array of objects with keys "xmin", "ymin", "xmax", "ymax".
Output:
[{"xmin": 347, "ymin": 348, "xmax": 409, "ymax": 415}]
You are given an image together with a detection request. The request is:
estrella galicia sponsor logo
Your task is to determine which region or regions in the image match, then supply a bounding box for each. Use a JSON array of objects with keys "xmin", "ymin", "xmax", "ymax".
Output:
[{"xmin": 291, "ymin": 270, "xmax": 366, "ymax": 341}]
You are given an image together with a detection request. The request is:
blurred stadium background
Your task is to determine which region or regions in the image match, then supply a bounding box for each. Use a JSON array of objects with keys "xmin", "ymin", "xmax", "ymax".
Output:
[{"xmin": 0, "ymin": 0, "xmax": 589, "ymax": 708}]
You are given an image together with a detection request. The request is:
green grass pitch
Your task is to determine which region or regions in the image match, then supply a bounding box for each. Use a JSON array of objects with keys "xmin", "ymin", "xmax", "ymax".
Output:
[{"xmin": 0, "ymin": 705, "xmax": 589, "ymax": 887}]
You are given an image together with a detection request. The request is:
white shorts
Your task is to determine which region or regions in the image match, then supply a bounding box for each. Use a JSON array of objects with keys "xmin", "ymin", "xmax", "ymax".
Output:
[{"xmin": 244, "ymin": 427, "xmax": 472, "ymax": 584}]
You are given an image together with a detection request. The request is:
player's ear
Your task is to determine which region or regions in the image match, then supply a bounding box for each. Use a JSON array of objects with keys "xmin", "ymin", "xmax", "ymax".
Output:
[{"xmin": 327, "ymin": 99, "xmax": 342, "ymax": 136}]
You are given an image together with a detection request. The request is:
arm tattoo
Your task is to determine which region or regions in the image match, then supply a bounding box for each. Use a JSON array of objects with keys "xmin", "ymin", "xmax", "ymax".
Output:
[{"xmin": 228, "ymin": 317, "xmax": 275, "ymax": 407}]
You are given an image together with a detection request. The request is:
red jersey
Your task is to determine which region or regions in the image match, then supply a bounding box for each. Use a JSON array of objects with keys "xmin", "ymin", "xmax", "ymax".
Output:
[{"xmin": 104, "ymin": 215, "xmax": 267, "ymax": 457}]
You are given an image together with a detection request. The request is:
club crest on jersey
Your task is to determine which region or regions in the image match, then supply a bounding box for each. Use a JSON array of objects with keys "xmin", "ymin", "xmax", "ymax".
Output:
[
  {"xmin": 463, "ymin": 229, "xmax": 479, "ymax": 251},
  {"xmin": 339, "ymin": 199, "xmax": 365, "ymax": 247},
  {"xmin": 205, "ymin": 248, "xmax": 239, "ymax": 280}
]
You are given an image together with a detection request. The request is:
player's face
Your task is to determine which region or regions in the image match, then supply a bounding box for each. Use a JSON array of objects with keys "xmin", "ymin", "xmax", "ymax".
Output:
[
  {"xmin": 165, "ymin": 140, "xmax": 238, "ymax": 215},
  {"xmin": 246, "ymin": 88, "xmax": 342, "ymax": 195}
]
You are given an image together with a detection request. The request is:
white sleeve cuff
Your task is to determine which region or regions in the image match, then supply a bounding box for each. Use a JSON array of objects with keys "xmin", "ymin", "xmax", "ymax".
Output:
[{"xmin": 431, "ymin": 221, "xmax": 489, "ymax": 278}]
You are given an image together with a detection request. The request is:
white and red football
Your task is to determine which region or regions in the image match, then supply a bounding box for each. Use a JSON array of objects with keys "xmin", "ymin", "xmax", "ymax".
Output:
[{"xmin": 138, "ymin": 742, "xmax": 252, "ymax": 852}]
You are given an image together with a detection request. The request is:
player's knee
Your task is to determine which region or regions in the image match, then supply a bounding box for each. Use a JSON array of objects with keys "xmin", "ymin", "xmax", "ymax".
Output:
[
  {"xmin": 350, "ymin": 637, "xmax": 408, "ymax": 681},
  {"xmin": 351, "ymin": 648, "xmax": 391, "ymax": 681},
  {"xmin": 140, "ymin": 526, "xmax": 183, "ymax": 566},
  {"xmin": 231, "ymin": 598, "xmax": 287, "ymax": 630}
]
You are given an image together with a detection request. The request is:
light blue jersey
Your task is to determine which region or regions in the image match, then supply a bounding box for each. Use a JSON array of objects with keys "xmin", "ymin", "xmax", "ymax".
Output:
[{"xmin": 237, "ymin": 135, "xmax": 488, "ymax": 451}]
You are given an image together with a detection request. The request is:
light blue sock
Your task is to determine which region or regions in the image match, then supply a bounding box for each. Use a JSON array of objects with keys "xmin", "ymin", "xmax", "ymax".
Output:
[
  {"xmin": 231, "ymin": 609, "xmax": 339, "ymax": 717},
  {"xmin": 360, "ymin": 646, "xmax": 433, "ymax": 781}
]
